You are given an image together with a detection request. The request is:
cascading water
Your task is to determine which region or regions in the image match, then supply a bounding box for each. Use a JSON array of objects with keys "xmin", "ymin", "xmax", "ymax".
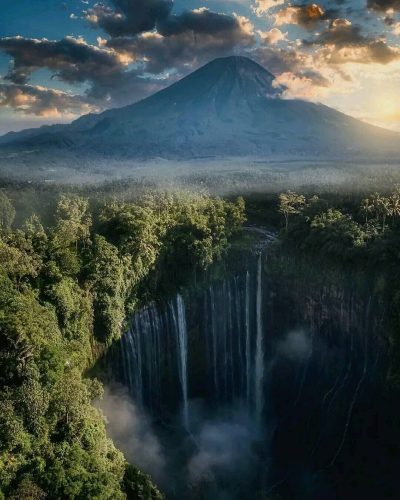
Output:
[
  {"xmin": 105, "ymin": 235, "xmax": 390, "ymax": 500},
  {"xmin": 254, "ymin": 252, "xmax": 264, "ymax": 423},
  {"xmin": 171, "ymin": 294, "xmax": 189, "ymax": 429},
  {"xmin": 114, "ymin": 249, "xmax": 270, "ymax": 421},
  {"xmin": 245, "ymin": 271, "xmax": 252, "ymax": 407},
  {"xmin": 120, "ymin": 303, "xmax": 163, "ymax": 412}
]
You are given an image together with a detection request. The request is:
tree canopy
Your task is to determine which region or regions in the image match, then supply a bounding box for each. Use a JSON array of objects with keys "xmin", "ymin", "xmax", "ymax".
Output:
[{"xmin": 0, "ymin": 190, "xmax": 245, "ymax": 498}]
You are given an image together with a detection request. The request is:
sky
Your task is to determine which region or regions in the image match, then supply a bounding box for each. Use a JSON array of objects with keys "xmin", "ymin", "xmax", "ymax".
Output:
[{"xmin": 0, "ymin": 0, "xmax": 400, "ymax": 135}]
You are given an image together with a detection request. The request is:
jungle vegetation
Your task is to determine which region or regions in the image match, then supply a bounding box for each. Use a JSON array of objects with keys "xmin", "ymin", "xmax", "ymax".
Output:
[
  {"xmin": 0, "ymin": 189, "xmax": 245, "ymax": 499},
  {"xmin": 276, "ymin": 187, "xmax": 400, "ymax": 388},
  {"xmin": 3, "ymin": 178, "xmax": 400, "ymax": 498}
]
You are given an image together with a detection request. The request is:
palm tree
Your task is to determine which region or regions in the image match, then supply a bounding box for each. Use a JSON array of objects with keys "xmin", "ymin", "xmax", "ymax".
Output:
[
  {"xmin": 377, "ymin": 195, "xmax": 392, "ymax": 232},
  {"xmin": 389, "ymin": 190, "xmax": 400, "ymax": 222},
  {"xmin": 360, "ymin": 197, "xmax": 373, "ymax": 223}
]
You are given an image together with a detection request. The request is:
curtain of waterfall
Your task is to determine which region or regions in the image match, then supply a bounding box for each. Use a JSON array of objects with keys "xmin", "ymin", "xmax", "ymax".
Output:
[
  {"xmin": 105, "ymin": 243, "xmax": 389, "ymax": 500},
  {"xmin": 115, "ymin": 250, "xmax": 270, "ymax": 424},
  {"xmin": 170, "ymin": 294, "xmax": 189, "ymax": 429}
]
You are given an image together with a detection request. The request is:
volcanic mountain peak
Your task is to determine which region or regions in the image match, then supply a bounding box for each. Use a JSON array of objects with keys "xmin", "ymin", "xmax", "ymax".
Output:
[
  {"xmin": 151, "ymin": 55, "xmax": 281, "ymax": 103},
  {"xmin": 0, "ymin": 56, "xmax": 398, "ymax": 164},
  {"xmin": 183, "ymin": 55, "xmax": 277, "ymax": 85}
]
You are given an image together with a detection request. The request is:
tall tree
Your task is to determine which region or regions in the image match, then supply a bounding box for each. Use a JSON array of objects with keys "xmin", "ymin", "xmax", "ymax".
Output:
[{"xmin": 279, "ymin": 191, "xmax": 306, "ymax": 232}]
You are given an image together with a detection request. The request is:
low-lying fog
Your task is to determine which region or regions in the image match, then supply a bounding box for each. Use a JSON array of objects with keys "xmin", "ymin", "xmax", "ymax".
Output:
[{"xmin": 1, "ymin": 157, "xmax": 400, "ymax": 194}]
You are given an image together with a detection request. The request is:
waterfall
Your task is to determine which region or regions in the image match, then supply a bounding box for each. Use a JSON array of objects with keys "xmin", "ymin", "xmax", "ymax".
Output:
[
  {"xmin": 245, "ymin": 270, "xmax": 252, "ymax": 408},
  {"xmin": 119, "ymin": 303, "xmax": 163, "ymax": 411},
  {"xmin": 114, "ymin": 249, "xmax": 270, "ymax": 426},
  {"xmin": 210, "ymin": 286, "xmax": 219, "ymax": 400},
  {"xmin": 254, "ymin": 252, "xmax": 264, "ymax": 423},
  {"xmin": 172, "ymin": 294, "xmax": 189, "ymax": 429},
  {"xmin": 106, "ymin": 239, "xmax": 388, "ymax": 499}
]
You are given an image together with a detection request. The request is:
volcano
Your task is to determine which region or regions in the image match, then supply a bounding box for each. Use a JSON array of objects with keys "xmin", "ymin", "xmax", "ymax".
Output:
[{"xmin": 0, "ymin": 56, "xmax": 399, "ymax": 162}]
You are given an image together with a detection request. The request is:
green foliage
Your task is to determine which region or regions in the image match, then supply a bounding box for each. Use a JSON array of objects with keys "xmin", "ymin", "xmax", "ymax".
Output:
[
  {"xmin": 278, "ymin": 188, "xmax": 400, "ymax": 262},
  {"xmin": 278, "ymin": 191, "xmax": 306, "ymax": 231},
  {"xmin": 123, "ymin": 465, "xmax": 163, "ymax": 500},
  {"xmin": 276, "ymin": 188, "xmax": 400, "ymax": 390},
  {"xmin": 308, "ymin": 208, "xmax": 366, "ymax": 255},
  {"xmin": 0, "ymin": 190, "xmax": 244, "ymax": 498},
  {"xmin": 90, "ymin": 235, "xmax": 129, "ymax": 345}
]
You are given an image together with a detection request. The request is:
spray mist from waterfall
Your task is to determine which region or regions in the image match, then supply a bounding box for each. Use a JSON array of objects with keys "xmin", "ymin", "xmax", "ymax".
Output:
[{"xmin": 96, "ymin": 385, "xmax": 166, "ymax": 482}]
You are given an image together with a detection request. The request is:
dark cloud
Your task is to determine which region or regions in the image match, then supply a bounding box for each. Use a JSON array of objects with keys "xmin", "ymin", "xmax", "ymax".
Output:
[
  {"xmin": 383, "ymin": 15, "xmax": 396, "ymax": 25},
  {"xmin": 366, "ymin": 39, "xmax": 400, "ymax": 63},
  {"xmin": 85, "ymin": 0, "xmax": 173, "ymax": 37},
  {"xmin": 304, "ymin": 19, "xmax": 400, "ymax": 64},
  {"xmin": 105, "ymin": 9, "xmax": 255, "ymax": 74},
  {"xmin": 305, "ymin": 18, "xmax": 366, "ymax": 46},
  {"xmin": 251, "ymin": 45, "xmax": 330, "ymax": 88},
  {"xmin": 0, "ymin": 83, "xmax": 96, "ymax": 116},
  {"xmin": 0, "ymin": 36, "xmax": 125, "ymax": 85},
  {"xmin": 85, "ymin": 68, "xmax": 171, "ymax": 107},
  {"xmin": 158, "ymin": 8, "xmax": 243, "ymax": 36},
  {"xmin": 301, "ymin": 69, "xmax": 331, "ymax": 87},
  {"xmin": 274, "ymin": 3, "xmax": 337, "ymax": 29},
  {"xmin": 0, "ymin": 7, "xmax": 256, "ymax": 114},
  {"xmin": 367, "ymin": 0, "xmax": 400, "ymax": 12}
]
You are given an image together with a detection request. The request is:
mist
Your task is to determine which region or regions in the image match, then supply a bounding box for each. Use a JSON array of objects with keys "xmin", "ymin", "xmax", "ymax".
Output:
[
  {"xmin": 276, "ymin": 329, "xmax": 313, "ymax": 362},
  {"xmin": 98, "ymin": 385, "xmax": 267, "ymax": 499},
  {"xmin": 2, "ymin": 156, "xmax": 400, "ymax": 197},
  {"xmin": 96, "ymin": 385, "xmax": 166, "ymax": 482}
]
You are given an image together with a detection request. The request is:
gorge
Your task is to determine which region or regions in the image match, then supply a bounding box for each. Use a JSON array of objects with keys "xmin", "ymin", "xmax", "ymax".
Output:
[{"xmin": 100, "ymin": 232, "xmax": 392, "ymax": 500}]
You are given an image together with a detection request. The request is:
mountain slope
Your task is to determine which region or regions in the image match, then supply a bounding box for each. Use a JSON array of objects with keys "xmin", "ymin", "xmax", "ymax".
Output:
[{"xmin": 1, "ymin": 56, "xmax": 399, "ymax": 162}]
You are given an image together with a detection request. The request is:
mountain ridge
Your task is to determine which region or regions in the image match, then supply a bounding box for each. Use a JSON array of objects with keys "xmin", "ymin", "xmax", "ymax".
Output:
[{"xmin": 0, "ymin": 56, "xmax": 399, "ymax": 162}]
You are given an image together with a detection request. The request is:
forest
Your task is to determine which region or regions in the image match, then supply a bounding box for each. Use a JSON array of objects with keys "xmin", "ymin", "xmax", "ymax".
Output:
[
  {"xmin": 0, "ymin": 189, "xmax": 245, "ymax": 499},
  {"xmin": 2, "ymin": 182, "xmax": 400, "ymax": 499},
  {"xmin": 275, "ymin": 188, "xmax": 400, "ymax": 387}
]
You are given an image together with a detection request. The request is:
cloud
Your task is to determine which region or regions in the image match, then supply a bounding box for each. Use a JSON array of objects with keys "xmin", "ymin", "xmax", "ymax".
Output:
[
  {"xmin": 158, "ymin": 7, "xmax": 248, "ymax": 36},
  {"xmin": 252, "ymin": 0, "xmax": 285, "ymax": 16},
  {"xmin": 0, "ymin": 36, "xmax": 127, "ymax": 85},
  {"xmin": 105, "ymin": 10, "xmax": 255, "ymax": 74},
  {"xmin": 305, "ymin": 19, "xmax": 400, "ymax": 65},
  {"xmin": 274, "ymin": 3, "xmax": 327, "ymax": 28},
  {"xmin": 274, "ymin": 71, "xmax": 331, "ymax": 99},
  {"xmin": 0, "ymin": 83, "xmax": 97, "ymax": 117},
  {"xmin": 258, "ymin": 28, "xmax": 287, "ymax": 44},
  {"xmin": 252, "ymin": 43, "xmax": 317, "ymax": 78},
  {"xmin": 0, "ymin": 7, "xmax": 257, "ymax": 115},
  {"xmin": 85, "ymin": 0, "xmax": 173, "ymax": 37},
  {"xmin": 306, "ymin": 18, "xmax": 365, "ymax": 46},
  {"xmin": 367, "ymin": 0, "xmax": 400, "ymax": 12}
]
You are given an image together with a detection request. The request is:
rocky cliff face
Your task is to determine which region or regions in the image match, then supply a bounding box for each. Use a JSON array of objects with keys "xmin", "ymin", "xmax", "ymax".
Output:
[{"xmin": 102, "ymin": 241, "xmax": 392, "ymax": 499}]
